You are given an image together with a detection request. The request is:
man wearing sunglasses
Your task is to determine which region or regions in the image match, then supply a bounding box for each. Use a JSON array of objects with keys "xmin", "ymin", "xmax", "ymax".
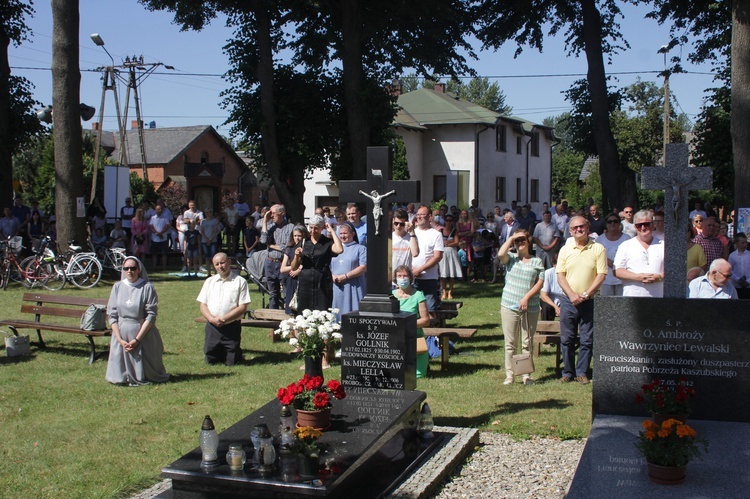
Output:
[
  {"xmin": 613, "ymin": 210, "xmax": 665, "ymax": 297},
  {"xmin": 556, "ymin": 216, "xmax": 607, "ymax": 384},
  {"xmin": 688, "ymin": 258, "xmax": 738, "ymax": 299},
  {"xmin": 391, "ymin": 209, "xmax": 419, "ymax": 276}
]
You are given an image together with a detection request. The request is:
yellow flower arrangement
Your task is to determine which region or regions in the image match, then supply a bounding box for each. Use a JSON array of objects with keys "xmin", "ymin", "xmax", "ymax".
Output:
[{"xmin": 636, "ymin": 418, "xmax": 708, "ymax": 467}]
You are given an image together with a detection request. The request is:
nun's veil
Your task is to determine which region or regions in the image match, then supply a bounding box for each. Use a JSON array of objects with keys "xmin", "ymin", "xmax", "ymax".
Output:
[{"xmin": 120, "ymin": 256, "xmax": 149, "ymax": 283}]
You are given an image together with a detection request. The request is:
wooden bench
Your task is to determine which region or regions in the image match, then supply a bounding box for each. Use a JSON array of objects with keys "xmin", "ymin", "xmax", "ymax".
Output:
[
  {"xmin": 423, "ymin": 327, "xmax": 478, "ymax": 371},
  {"xmin": 0, "ymin": 292, "xmax": 110, "ymax": 364},
  {"xmin": 194, "ymin": 309, "xmax": 291, "ymax": 340},
  {"xmin": 534, "ymin": 320, "xmax": 562, "ymax": 375}
]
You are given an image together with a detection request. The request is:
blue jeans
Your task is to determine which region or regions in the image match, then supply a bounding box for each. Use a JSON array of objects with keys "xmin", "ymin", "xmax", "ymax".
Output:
[
  {"xmin": 559, "ymin": 296, "xmax": 594, "ymax": 378},
  {"xmin": 414, "ymin": 278, "xmax": 440, "ymax": 311}
]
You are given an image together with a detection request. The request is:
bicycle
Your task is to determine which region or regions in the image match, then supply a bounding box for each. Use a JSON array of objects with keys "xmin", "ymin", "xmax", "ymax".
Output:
[
  {"xmin": 47, "ymin": 240, "xmax": 103, "ymax": 289},
  {"xmin": 93, "ymin": 244, "xmax": 126, "ymax": 277},
  {"xmin": 0, "ymin": 236, "xmax": 58, "ymax": 290}
]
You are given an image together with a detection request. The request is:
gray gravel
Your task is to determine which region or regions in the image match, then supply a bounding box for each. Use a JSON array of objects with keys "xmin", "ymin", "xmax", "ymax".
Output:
[{"xmin": 431, "ymin": 432, "xmax": 586, "ymax": 499}]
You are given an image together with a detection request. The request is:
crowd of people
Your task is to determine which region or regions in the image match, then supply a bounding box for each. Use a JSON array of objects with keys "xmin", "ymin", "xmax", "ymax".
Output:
[{"xmin": 15, "ymin": 189, "xmax": 738, "ymax": 387}]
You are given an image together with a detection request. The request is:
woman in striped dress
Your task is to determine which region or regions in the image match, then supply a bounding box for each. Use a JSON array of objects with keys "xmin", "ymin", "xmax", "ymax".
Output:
[{"xmin": 497, "ymin": 229, "xmax": 545, "ymax": 386}]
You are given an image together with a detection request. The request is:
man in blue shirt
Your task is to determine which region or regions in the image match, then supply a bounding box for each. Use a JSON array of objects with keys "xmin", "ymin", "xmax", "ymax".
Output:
[{"xmin": 688, "ymin": 259, "xmax": 738, "ymax": 299}]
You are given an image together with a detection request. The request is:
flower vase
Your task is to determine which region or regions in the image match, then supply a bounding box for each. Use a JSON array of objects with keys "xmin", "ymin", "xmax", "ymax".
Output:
[
  {"xmin": 296, "ymin": 407, "xmax": 331, "ymax": 431},
  {"xmin": 652, "ymin": 413, "xmax": 688, "ymax": 426},
  {"xmin": 647, "ymin": 462, "xmax": 687, "ymax": 485},
  {"xmin": 304, "ymin": 355, "xmax": 324, "ymax": 380},
  {"xmin": 296, "ymin": 454, "xmax": 319, "ymax": 479}
]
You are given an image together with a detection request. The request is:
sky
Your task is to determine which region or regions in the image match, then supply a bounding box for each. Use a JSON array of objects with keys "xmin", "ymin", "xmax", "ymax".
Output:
[{"xmin": 10, "ymin": 0, "xmax": 720, "ymax": 137}]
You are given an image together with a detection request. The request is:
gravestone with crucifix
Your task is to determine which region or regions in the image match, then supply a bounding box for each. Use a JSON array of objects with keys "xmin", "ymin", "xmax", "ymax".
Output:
[
  {"xmin": 338, "ymin": 146, "xmax": 421, "ymax": 390},
  {"xmin": 641, "ymin": 143, "xmax": 712, "ymax": 298}
]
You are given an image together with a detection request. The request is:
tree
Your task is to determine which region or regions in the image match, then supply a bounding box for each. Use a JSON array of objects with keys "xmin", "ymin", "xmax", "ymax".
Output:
[
  {"xmin": 476, "ymin": 0, "xmax": 638, "ymax": 212},
  {"xmin": 1, "ymin": 0, "xmax": 43, "ymax": 208},
  {"xmin": 52, "ymin": 0, "xmax": 87, "ymax": 247},
  {"xmin": 647, "ymin": 0, "xmax": 746, "ymax": 210},
  {"xmin": 446, "ymin": 77, "xmax": 513, "ymax": 114}
]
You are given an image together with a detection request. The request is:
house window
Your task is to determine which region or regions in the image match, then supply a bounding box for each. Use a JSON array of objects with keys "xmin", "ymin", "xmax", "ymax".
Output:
[
  {"xmin": 516, "ymin": 178, "xmax": 522, "ymax": 202},
  {"xmin": 433, "ymin": 175, "xmax": 447, "ymax": 201},
  {"xmin": 496, "ymin": 125, "xmax": 507, "ymax": 152},
  {"xmin": 495, "ymin": 177, "xmax": 506, "ymax": 203},
  {"xmin": 516, "ymin": 136, "xmax": 522, "ymax": 154},
  {"xmin": 201, "ymin": 151, "xmax": 209, "ymax": 164},
  {"xmin": 530, "ymin": 132, "xmax": 540, "ymax": 157},
  {"xmin": 530, "ymin": 179, "xmax": 539, "ymax": 202}
]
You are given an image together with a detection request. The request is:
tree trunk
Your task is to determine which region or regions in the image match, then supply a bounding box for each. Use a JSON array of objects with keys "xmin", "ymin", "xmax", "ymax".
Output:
[
  {"xmin": 252, "ymin": 4, "xmax": 304, "ymax": 223},
  {"xmin": 580, "ymin": 0, "xmax": 637, "ymax": 211},
  {"xmin": 733, "ymin": 0, "xmax": 750, "ymax": 210},
  {"xmin": 0, "ymin": 30, "xmax": 12, "ymax": 207},
  {"xmin": 340, "ymin": 0, "xmax": 369, "ymax": 181},
  {"xmin": 52, "ymin": 0, "xmax": 87, "ymax": 249}
]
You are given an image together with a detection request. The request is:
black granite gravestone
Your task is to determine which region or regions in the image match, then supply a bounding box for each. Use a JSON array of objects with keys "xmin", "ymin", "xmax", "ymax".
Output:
[
  {"xmin": 162, "ymin": 389, "xmax": 429, "ymax": 498},
  {"xmin": 340, "ymin": 312, "xmax": 417, "ymax": 390},
  {"xmin": 339, "ymin": 147, "xmax": 420, "ymax": 390},
  {"xmin": 593, "ymin": 297, "xmax": 750, "ymax": 422}
]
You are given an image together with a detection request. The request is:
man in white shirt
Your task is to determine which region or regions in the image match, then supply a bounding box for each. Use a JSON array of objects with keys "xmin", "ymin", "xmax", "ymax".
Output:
[
  {"xmin": 533, "ymin": 210, "xmax": 560, "ymax": 269},
  {"xmin": 197, "ymin": 252, "xmax": 252, "ymax": 365},
  {"xmin": 391, "ymin": 208, "xmax": 419, "ymax": 278},
  {"xmin": 551, "ymin": 204, "xmax": 568, "ymax": 242},
  {"xmin": 689, "ymin": 202, "xmax": 707, "ymax": 221},
  {"xmin": 149, "ymin": 203, "xmax": 171, "ymax": 271},
  {"xmin": 729, "ymin": 233, "xmax": 750, "ymax": 299},
  {"xmin": 688, "ymin": 259, "xmax": 738, "ymax": 299},
  {"xmin": 613, "ymin": 210, "xmax": 665, "ymax": 297},
  {"xmin": 412, "ymin": 205, "xmax": 444, "ymax": 311}
]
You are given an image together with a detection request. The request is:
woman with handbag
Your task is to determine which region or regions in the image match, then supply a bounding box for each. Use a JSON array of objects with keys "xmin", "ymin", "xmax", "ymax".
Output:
[
  {"xmin": 392, "ymin": 265, "xmax": 431, "ymax": 379},
  {"xmin": 130, "ymin": 208, "xmax": 149, "ymax": 260},
  {"xmin": 497, "ymin": 230, "xmax": 545, "ymax": 385},
  {"xmin": 106, "ymin": 256, "xmax": 169, "ymax": 385}
]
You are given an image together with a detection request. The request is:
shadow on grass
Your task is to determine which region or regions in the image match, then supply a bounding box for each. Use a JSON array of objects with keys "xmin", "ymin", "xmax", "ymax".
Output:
[
  {"xmin": 426, "ymin": 361, "xmax": 499, "ymax": 378},
  {"xmin": 242, "ymin": 350, "xmax": 297, "ymax": 365},
  {"xmin": 0, "ymin": 353, "xmax": 36, "ymax": 365},
  {"xmin": 435, "ymin": 398, "xmax": 573, "ymax": 427},
  {"xmin": 168, "ymin": 371, "xmax": 235, "ymax": 382}
]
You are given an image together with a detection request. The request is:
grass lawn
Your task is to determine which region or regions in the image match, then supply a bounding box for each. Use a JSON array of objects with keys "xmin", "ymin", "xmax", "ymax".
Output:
[{"xmin": 0, "ymin": 272, "xmax": 592, "ymax": 498}]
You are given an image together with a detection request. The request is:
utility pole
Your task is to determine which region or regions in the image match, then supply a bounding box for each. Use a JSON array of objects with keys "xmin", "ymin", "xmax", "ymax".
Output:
[{"xmin": 658, "ymin": 45, "xmax": 671, "ymax": 166}]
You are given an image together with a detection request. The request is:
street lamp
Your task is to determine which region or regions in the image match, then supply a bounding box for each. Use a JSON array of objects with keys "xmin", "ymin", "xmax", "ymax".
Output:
[{"xmin": 658, "ymin": 44, "xmax": 670, "ymax": 165}]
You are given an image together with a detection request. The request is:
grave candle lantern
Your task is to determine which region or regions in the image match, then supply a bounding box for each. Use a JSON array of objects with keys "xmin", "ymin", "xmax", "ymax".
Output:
[{"xmin": 199, "ymin": 415, "xmax": 220, "ymax": 469}]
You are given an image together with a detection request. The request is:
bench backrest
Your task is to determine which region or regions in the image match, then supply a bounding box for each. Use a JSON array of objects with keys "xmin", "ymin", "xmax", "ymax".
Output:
[{"xmin": 21, "ymin": 293, "xmax": 109, "ymax": 321}]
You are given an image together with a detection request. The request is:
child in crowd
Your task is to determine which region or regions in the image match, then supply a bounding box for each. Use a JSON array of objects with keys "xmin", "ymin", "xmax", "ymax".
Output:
[
  {"xmin": 184, "ymin": 220, "xmax": 201, "ymax": 276},
  {"xmin": 109, "ymin": 220, "xmax": 128, "ymax": 249},
  {"xmin": 91, "ymin": 227, "xmax": 109, "ymax": 257},
  {"xmin": 471, "ymin": 232, "xmax": 486, "ymax": 282},
  {"xmin": 458, "ymin": 241, "xmax": 469, "ymax": 281}
]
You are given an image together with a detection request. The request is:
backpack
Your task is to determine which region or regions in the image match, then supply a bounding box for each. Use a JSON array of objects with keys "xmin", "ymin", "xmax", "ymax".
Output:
[{"xmin": 81, "ymin": 304, "xmax": 107, "ymax": 331}]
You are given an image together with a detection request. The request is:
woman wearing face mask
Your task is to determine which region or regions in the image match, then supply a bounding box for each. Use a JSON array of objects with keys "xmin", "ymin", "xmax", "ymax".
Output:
[{"xmin": 392, "ymin": 265, "xmax": 431, "ymax": 379}]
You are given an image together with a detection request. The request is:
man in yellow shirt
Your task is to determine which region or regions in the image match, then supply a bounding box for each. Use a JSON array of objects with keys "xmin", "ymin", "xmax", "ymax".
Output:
[{"xmin": 556, "ymin": 216, "xmax": 608, "ymax": 384}]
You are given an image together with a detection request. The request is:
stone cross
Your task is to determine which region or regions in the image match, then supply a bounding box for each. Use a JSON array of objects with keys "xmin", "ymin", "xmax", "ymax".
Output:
[
  {"xmin": 339, "ymin": 147, "xmax": 419, "ymax": 312},
  {"xmin": 641, "ymin": 143, "xmax": 712, "ymax": 298}
]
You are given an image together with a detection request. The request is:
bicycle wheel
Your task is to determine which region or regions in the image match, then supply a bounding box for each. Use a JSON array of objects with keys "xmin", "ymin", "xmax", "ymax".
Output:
[
  {"xmin": 8, "ymin": 259, "xmax": 26, "ymax": 287},
  {"xmin": 1, "ymin": 260, "xmax": 9, "ymax": 290},
  {"xmin": 68, "ymin": 254, "xmax": 103, "ymax": 289},
  {"xmin": 20, "ymin": 256, "xmax": 45, "ymax": 288},
  {"xmin": 40, "ymin": 262, "xmax": 65, "ymax": 291},
  {"xmin": 110, "ymin": 248, "xmax": 127, "ymax": 272}
]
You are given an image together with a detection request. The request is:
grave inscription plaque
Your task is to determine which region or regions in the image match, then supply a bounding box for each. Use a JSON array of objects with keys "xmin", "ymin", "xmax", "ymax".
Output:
[{"xmin": 593, "ymin": 297, "xmax": 750, "ymax": 422}]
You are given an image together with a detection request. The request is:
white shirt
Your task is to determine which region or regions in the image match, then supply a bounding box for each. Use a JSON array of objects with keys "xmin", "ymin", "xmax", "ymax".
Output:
[
  {"xmin": 613, "ymin": 236, "xmax": 665, "ymax": 297},
  {"xmin": 196, "ymin": 272, "xmax": 251, "ymax": 320},
  {"xmin": 149, "ymin": 214, "xmax": 170, "ymax": 242},
  {"xmin": 412, "ymin": 226, "xmax": 444, "ymax": 280},
  {"xmin": 183, "ymin": 209, "xmax": 204, "ymax": 226},
  {"xmin": 392, "ymin": 231, "xmax": 415, "ymax": 271},
  {"xmin": 597, "ymin": 233, "xmax": 630, "ymax": 286},
  {"xmin": 689, "ymin": 209, "xmax": 707, "ymax": 220},
  {"xmin": 729, "ymin": 249, "xmax": 750, "ymax": 287},
  {"xmin": 541, "ymin": 267, "xmax": 565, "ymax": 306}
]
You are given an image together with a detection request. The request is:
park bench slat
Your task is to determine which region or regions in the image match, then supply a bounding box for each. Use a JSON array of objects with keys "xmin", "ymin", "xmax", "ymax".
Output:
[{"xmin": 423, "ymin": 327, "xmax": 478, "ymax": 371}]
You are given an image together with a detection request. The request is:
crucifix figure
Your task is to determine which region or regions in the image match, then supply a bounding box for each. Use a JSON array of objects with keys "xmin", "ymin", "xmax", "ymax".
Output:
[
  {"xmin": 358, "ymin": 189, "xmax": 396, "ymax": 235},
  {"xmin": 641, "ymin": 143, "xmax": 712, "ymax": 298},
  {"xmin": 339, "ymin": 147, "xmax": 420, "ymax": 312}
]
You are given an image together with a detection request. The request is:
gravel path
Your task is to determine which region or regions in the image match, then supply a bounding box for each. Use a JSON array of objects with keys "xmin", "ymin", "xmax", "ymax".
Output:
[{"xmin": 432, "ymin": 433, "xmax": 585, "ymax": 499}]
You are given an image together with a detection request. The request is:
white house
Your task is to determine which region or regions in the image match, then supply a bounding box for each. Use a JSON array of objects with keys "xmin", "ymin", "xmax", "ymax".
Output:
[
  {"xmin": 393, "ymin": 85, "xmax": 556, "ymax": 215},
  {"xmin": 301, "ymin": 85, "xmax": 555, "ymax": 219}
]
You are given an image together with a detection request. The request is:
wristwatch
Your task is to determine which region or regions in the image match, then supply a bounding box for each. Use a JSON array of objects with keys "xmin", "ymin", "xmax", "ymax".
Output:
[{"xmin": 580, "ymin": 291, "xmax": 589, "ymax": 300}]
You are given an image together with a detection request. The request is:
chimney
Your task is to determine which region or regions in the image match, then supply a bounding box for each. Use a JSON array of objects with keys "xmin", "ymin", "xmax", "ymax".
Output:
[
  {"xmin": 92, "ymin": 122, "xmax": 100, "ymax": 131},
  {"xmin": 434, "ymin": 83, "xmax": 446, "ymax": 93},
  {"xmin": 131, "ymin": 120, "xmax": 142, "ymax": 129}
]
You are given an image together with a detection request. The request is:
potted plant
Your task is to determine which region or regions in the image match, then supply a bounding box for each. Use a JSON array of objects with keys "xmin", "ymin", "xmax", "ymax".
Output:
[
  {"xmin": 277, "ymin": 374, "xmax": 346, "ymax": 430},
  {"xmin": 276, "ymin": 309, "xmax": 342, "ymax": 377},
  {"xmin": 635, "ymin": 377, "xmax": 696, "ymax": 424},
  {"xmin": 291, "ymin": 426, "xmax": 324, "ymax": 478},
  {"xmin": 636, "ymin": 418, "xmax": 708, "ymax": 484}
]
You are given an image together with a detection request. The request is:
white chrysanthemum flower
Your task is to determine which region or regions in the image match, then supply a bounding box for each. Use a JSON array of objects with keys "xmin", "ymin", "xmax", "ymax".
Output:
[
  {"xmin": 302, "ymin": 309, "xmax": 312, "ymax": 318},
  {"xmin": 289, "ymin": 338, "xmax": 299, "ymax": 346},
  {"xmin": 331, "ymin": 332, "xmax": 342, "ymax": 340}
]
